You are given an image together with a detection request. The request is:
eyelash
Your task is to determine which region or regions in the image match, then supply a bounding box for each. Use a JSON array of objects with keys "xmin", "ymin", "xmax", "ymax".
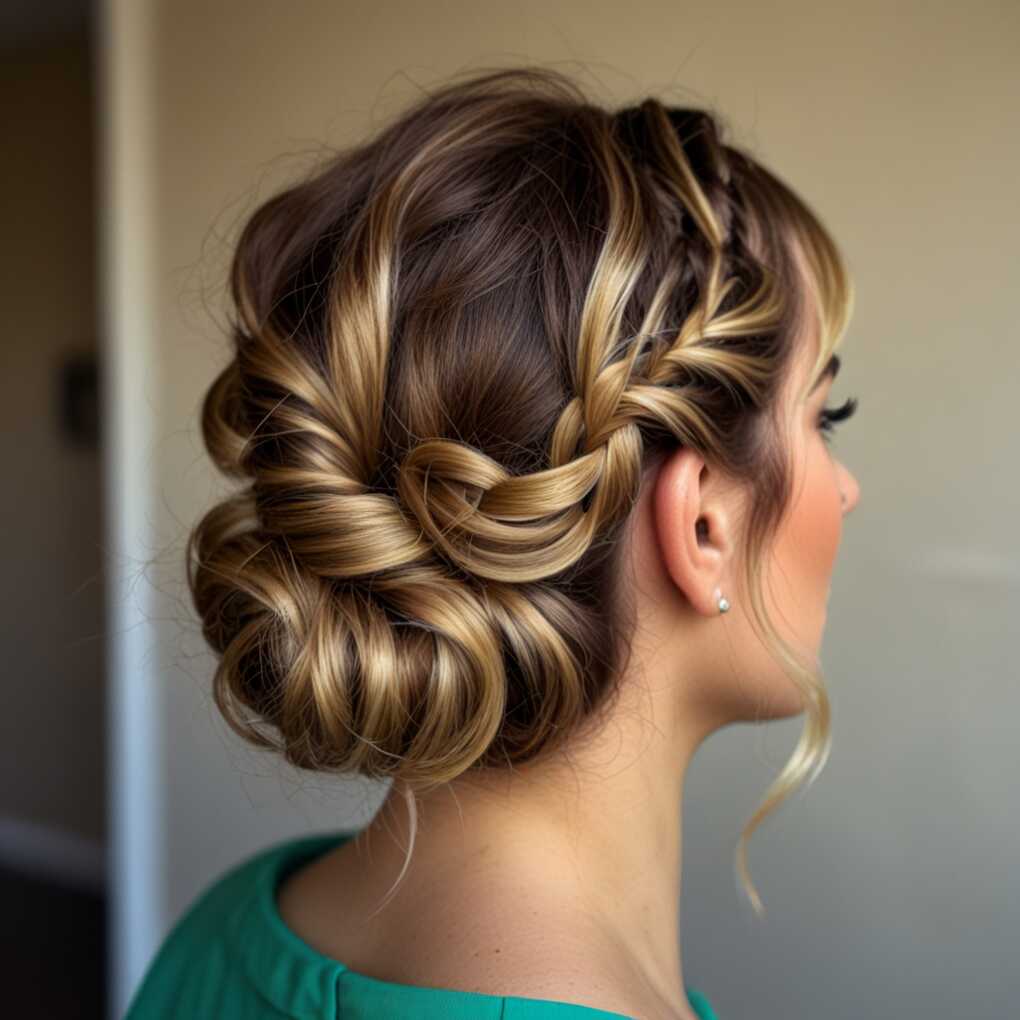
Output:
[{"xmin": 817, "ymin": 396, "xmax": 859, "ymax": 443}]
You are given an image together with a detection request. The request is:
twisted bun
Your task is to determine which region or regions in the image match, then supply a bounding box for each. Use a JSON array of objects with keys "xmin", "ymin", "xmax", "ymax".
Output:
[{"xmin": 186, "ymin": 66, "xmax": 853, "ymax": 912}]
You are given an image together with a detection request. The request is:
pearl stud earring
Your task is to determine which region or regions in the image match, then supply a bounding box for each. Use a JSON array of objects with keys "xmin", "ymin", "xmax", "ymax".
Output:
[{"xmin": 714, "ymin": 587, "xmax": 730, "ymax": 614}]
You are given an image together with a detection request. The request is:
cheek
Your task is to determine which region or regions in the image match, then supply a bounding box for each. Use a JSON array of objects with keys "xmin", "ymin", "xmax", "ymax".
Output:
[
  {"xmin": 793, "ymin": 442, "xmax": 844, "ymax": 592},
  {"xmin": 771, "ymin": 437, "xmax": 844, "ymax": 612}
]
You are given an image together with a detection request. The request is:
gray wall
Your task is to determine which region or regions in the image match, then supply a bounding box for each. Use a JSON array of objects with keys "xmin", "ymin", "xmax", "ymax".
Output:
[{"xmin": 105, "ymin": 1, "xmax": 1020, "ymax": 1016}]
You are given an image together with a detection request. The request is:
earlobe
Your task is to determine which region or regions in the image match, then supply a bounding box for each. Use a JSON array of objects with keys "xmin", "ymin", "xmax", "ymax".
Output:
[{"xmin": 652, "ymin": 446, "xmax": 731, "ymax": 617}]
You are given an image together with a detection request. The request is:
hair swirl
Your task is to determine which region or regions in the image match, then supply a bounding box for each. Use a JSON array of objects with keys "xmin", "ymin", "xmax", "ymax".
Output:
[{"xmin": 186, "ymin": 66, "xmax": 853, "ymax": 916}]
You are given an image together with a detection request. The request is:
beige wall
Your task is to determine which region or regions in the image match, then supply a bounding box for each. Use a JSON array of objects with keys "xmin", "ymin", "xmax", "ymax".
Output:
[
  {"xmin": 110, "ymin": 1, "xmax": 1020, "ymax": 1017},
  {"xmin": 1, "ymin": 32, "xmax": 105, "ymax": 870}
]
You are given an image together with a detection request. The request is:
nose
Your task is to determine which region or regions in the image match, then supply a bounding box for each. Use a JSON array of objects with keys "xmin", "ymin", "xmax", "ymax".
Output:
[{"xmin": 838, "ymin": 462, "xmax": 860, "ymax": 515}]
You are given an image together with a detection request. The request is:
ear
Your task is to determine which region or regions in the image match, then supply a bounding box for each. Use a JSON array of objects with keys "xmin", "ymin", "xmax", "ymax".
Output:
[{"xmin": 652, "ymin": 445, "xmax": 735, "ymax": 617}]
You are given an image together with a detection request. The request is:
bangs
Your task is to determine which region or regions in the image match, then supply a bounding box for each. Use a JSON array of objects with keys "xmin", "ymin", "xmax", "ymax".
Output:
[{"xmin": 730, "ymin": 150, "xmax": 856, "ymax": 401}]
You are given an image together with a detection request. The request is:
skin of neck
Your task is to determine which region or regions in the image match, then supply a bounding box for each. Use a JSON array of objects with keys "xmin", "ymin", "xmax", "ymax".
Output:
[{"xmin": 352, "ymin": 456, "xmax": 737, "ymax": 1020}]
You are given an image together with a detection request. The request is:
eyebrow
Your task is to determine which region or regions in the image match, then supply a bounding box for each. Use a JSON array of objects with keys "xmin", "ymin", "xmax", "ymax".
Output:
[{"xmin": 810, "ymin": 354, "xmax": 841, "ymax": 394}]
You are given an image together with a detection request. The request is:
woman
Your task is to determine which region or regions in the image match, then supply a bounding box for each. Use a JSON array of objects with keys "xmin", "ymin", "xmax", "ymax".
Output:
[{"xmin": 125, "ymin": 65, "xmax": 860, "ymax": 1019}]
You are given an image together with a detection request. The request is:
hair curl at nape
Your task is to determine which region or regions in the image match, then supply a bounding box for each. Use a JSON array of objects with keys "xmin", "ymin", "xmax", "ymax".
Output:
[{"xmin": 186, "ymin": 64, "xmax": 853, "ymax": 919}]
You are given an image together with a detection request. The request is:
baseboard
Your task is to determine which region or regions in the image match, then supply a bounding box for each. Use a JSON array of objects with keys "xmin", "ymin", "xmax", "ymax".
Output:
[{"xmin": 0, "ymin": 815, "xmax": 106, "ymax": 894}]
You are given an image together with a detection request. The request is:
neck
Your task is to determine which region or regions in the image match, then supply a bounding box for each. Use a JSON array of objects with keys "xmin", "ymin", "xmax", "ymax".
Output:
[{"xmin": 360, "ymin": 656, "xmax": 713, "ymax": 1018}]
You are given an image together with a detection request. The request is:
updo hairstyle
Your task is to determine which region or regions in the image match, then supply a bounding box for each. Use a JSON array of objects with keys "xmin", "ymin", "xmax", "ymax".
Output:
[{"xmin": 187, "ymin": 66, "xmax": 853, "ymax": 915}]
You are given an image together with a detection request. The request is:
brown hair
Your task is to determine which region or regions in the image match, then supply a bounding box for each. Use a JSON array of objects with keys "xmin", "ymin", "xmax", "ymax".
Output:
[{"xmin": 186, "ymin": 66, "xmax": 853, "ymax": 916}]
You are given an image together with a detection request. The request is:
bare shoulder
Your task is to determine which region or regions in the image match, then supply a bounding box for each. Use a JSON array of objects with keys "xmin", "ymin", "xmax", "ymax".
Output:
[{"xmin": 276, "ymin": 842, "xmax": 681, "ymax": 1018}]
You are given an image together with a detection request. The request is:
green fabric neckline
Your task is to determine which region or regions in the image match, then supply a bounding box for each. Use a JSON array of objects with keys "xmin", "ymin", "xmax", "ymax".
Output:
[{"xmin": 246, "ymin": 828, "xmax": 718, "ymax": 1020}]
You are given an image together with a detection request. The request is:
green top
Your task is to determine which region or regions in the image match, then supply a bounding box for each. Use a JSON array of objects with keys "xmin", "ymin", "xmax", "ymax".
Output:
[{"xmin": 125, "ymin": 829, "xmax": 718, "ymax": 1019}]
